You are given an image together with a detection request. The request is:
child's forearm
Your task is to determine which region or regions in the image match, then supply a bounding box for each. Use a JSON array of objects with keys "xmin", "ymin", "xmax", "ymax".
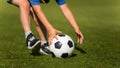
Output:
[
  {"xmin": 32, "ymin": 5, "xmax": 54, "ymax": 31},
  {"xmin": 60, "ymin": 4, "xmax": 80, "ymax": 32}
]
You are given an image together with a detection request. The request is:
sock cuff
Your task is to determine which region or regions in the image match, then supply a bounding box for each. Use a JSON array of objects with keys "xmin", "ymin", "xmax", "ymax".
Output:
[
  {"xmin": 25, "ymin": 31, "xmax": 32, "ymax": 39},
  {"xmin": 41, "ymin": 40, "xmax": 47, "ymax": 45}
]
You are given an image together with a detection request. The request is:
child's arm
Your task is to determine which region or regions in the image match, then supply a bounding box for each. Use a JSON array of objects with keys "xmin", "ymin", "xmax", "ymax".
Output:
[{"xmin": 60, "ymin": 4, "xmax": 84, "ymax": 45}]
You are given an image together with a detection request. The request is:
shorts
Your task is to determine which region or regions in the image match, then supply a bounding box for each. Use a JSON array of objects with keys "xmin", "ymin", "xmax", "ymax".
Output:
[
  {"xmin": 56, "ymin": 0, "xmax": 66, "ymax": 5},
  {"xmin": 29, "ymin": 0, "xmax": 66, "ymax": 6}
]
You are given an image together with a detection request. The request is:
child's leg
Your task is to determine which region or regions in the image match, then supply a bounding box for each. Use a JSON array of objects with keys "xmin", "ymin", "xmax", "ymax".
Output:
[
  {"xmin": 30, "ymin": 7, "xmax": 51, "ymax": 55},
  {"xmin": 30, "ymin": 7, "xmax": 47, "ymax": 43},
  {"xmin": 8, "ymin": 0, "xmax": 41, "ymax": 49}
]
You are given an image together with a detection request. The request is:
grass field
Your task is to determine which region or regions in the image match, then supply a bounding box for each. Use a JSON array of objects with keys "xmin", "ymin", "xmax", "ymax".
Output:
[{"xmin": 0, "ymin": 0, "xmax": 120, "ymax": 68}]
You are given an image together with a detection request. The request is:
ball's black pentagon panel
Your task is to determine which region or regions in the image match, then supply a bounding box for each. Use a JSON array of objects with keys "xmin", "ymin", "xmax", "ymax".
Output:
[
  {"xmin": 58, "ymin": 34, "xmax": 65, "ymax": 37},
  {"xmin": 67, "ymin": 40, "xmax": 73, "ymax": 48},
  {"xmin": 55, "ymin": 41, "xmax": 62, "ymax": 49},
  {"xmin": 61, "ymin": 53, "xmax": 69, "ymax": 58}
]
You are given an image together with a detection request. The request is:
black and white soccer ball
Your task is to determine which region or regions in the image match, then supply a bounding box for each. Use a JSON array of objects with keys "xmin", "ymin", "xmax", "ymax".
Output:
[{"xmin": 50, "ymin": 34, "xmax": 75, "ymax": 58}]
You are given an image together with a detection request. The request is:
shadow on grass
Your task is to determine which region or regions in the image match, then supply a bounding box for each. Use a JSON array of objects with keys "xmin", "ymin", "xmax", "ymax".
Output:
[
  {"xmin": 51, "ymin": 53, "xmax": 77, "ymax": 58},
  {"xmin": 71, "ymin": 53, "xmax": 77, "ymax": 57},
  {"xmin": 30, "ymin": 45, "xmax": 41, "ymax": 56},
  {"xmin": 75, "ymin": 43, "xmax": 87, "ymax": 54},
  {"xmin": 30, "ymin": 43, "xmax": 87, "ymax": 57}
]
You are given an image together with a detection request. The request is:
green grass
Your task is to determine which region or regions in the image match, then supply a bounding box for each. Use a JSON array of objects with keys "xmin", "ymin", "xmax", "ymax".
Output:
[{"xmin": 0, "ymin": 0, "xmax": 120, "ymax": 68}]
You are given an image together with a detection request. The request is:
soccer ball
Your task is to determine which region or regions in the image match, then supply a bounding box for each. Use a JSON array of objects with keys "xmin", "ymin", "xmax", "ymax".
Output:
[{"xmin": 49, "ymin": 34, "xmax": 75, "ymax": 58}]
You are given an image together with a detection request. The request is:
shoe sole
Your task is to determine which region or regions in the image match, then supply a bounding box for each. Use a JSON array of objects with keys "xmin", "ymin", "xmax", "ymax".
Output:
[
  {"xmin": 39, "ymin": 47, "xmax": 51, "ymax": 55},
  {"xmin": 28, "ymin": 40, "xmax": 41, "ymax": 49},
  {"xmin": 40, "ymin": 49, "xmax": 49, "ymax": 55}
]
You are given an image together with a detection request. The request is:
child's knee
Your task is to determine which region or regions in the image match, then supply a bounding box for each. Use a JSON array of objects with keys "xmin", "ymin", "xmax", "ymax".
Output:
[{"xmin": 17, "ymin": 0, "xmax": 30, "ymax": 9}]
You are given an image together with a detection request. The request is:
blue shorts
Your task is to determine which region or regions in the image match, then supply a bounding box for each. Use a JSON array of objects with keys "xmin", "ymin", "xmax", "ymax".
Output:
[
  {"xmin": 29, "ymin": 0, "xmax": 66, "ymax": 6},
  {"xmin": 56, "ymin": 0, "xmax": 66, "ymax": 5}
]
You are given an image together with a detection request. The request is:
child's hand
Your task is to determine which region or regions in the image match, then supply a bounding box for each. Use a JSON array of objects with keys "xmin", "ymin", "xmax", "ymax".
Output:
[
  {"xmin": 48, "ymin": 28, "xmax": 62, "ymax": 45},
  {"xmin": 75, "ymin": 32, "xmax": 84, "ymax": 45}
]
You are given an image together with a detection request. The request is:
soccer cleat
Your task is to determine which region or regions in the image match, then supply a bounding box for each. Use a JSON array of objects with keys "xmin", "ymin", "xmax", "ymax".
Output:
[
  {"xmin": 26, "ymin": 33, "xmax": 41, "ymax": 49},
  {"xmin": 7, "ymin": 0, "xmax": 13, "ymax": 4},
  {"xmin": 40, "ymin": 43, "xmax": 51, "ymax": 55}
]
